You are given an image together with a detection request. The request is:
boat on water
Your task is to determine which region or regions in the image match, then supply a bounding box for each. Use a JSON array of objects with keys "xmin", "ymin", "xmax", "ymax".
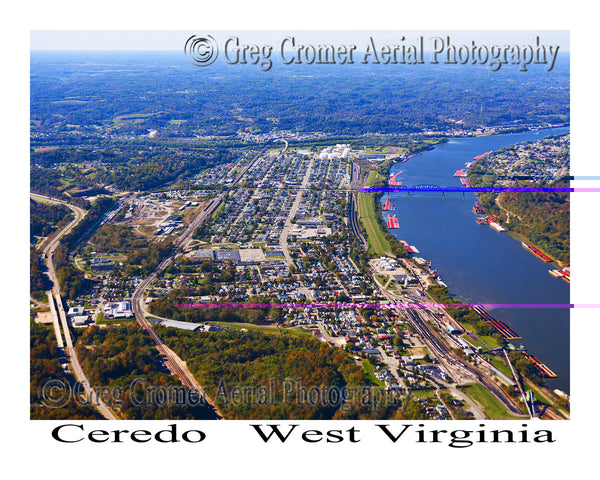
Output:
[
  {"xmin": 382, "ymin": 196, "xmax": 394, "ymax": 211},
  {"xmin": 399, "ymin": 240, "xmax": 414, "ymax": 253},
  {"xmin": 473, "ymin": 305, "xmax": 521, "ymax": 340},
  {"xmin": 523, "ymin": 352, "xmax": 557, "ymax": 378},
  {"xmin": 389, "ymin": 172, "xmax": 402, "ymax": 186},
  {"xmin": 549, "ymin": 268, "xmax": 570, "ymax": 283},
  {"xmin": 473, "ymin": 151, "xmax": 492, "ymax": 161},
  {"xmin": 488, "ymin": 221, "xmax": 506, "ymax": 232},
  {"xmin": 522, "ymin": 242, "xmax": 553, "ymax": 262}
]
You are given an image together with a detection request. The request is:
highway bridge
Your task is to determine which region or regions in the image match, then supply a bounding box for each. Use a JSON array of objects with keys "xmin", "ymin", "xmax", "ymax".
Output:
[
  {"xmin": 33, "ymin": 193, "xmax": 117, "ymax": 420},
  {"xmin": 361, "ymin": 184, "xmax": 477, "ymax": 198}
]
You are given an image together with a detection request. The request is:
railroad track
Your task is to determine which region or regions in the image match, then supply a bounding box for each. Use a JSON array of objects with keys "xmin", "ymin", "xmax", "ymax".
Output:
[
  {"xmin": 348, "ymin": 192, "xmax": 368, "ymax": 250},
  {"xmin": 403, "ymin": 308, "xmax": 525, "ymax": 417},
  {"xmin": 130, "ymin": 143, "xmax": 274, "ymax": 418}
]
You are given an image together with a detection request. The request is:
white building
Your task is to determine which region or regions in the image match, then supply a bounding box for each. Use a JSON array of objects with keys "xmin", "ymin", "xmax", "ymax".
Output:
[
  {"xmin": 104, "ymin": 301, "xmax": 133, "ymax": 319},
  {"xmin": 67, "ymin": 306, "xmax": 85, "ymax": 318},
  {"xmin": 72, "ymin": 315, "xmax": 92, "ymax": 327}
]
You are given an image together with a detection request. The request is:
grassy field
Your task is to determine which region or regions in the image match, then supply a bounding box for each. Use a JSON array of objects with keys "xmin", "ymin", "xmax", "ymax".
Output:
[
  {"xmin": 464, "ymin": 330, "xmax": 503, "ymax": 350},
  {"xmin": 408, "ymin": 388, "xmax": 439, "ymax": 400},
  {"xmin": 113, "ymin": 112, "xmax": 161, "ymax": 124},
  {"xmin": 94, "ymin": 312, "xmax": 135, "ymax": 325},
  {"xmin": 461, "ymin": 383, "xmax": 525, "ymax": 420},
  {"xmin": 361, "ymin": 359, "xmax": 385, "ymax": 387},
  {"xmin": 357, "ymin": 192, "xmax": 392, "ymax": 256},
  {"xmin": 213, "ymin": 321, "xmax": 312, "ymax": 337},
  {"xmin": 363, "ymin": 146, "xmax": 410, "ymax": 155},
  {"xmin": 364, "ymin": 169, "xmax": 387, "ymax": 187},
  {"xmin": 486, "ymin": 355, "xmax": 514, "ymax": 379}
]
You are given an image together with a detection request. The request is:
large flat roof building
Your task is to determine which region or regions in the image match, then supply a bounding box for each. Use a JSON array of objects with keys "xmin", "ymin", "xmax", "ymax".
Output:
[
  {"xmin": 104, "ymin": 301, "xmax": 133, "ymax": 319},
  {"xmin": 160, "ymin": 319, "xmax": 201, "ymax": 331},
  {"xmin": 67, "ymin": 306, "xmax": 85, "ymax": 318}
]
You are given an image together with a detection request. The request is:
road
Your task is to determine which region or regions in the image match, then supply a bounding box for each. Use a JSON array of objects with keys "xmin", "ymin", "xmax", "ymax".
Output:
[
  {"xmin": 403, "ymin": 307, "xmax": 526, "ymax": 417},
  {"xmin": 180, "ymin": 144, "xmax": 270, "ymax": 251},
  {"xmin": 316, "ymin": 320, "xmax": 346, "ymax": 347},
  {"xmin": 374, "ymin": 282, "xmax": 526, "ymax": 418},
  {"xmin": 376, "ymin": 346, "xmax": 405, "ymax": 388},
  {"xmin": 32, "ymin": 193, "xmax": 117, "ymax": 420},
  {"xmin": 31, "ymin": 193, "xmax": 87, "ymax": 250},
  {"xmin": 130, "ymin": 144, "xmax": 275, "ymax": 418},
  {"xmin": 131, "ymin": 240, "xmax": 223, "ymax": 417},
  {"xmin": 280, "ymin": 155, "xmax": 313, "ymax": 265}
]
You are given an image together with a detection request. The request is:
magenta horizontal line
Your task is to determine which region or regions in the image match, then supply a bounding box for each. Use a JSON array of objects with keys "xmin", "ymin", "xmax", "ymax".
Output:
[
  {"xmin": 361, "ymin": 187, "xmax": 598, "ymax": 193},
  {"xmin": 177, "ymin": 303, "xmax": 591, "ymax": 310}
]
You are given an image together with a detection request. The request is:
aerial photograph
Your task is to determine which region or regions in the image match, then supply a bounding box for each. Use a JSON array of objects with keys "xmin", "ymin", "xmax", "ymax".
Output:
[{"xmin": 30, "ymin": 30, "xmax": 572, "ymax": 422}]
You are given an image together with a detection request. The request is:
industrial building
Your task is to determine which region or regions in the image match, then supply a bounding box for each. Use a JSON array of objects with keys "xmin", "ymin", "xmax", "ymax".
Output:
[
  {"xmin": 103, "ymin": 300, "xmax": 133, "ymax": 319},
  {"xmin": 89, "ymin": 258, "xmax": 115, "ymax": 272},
  {"xmin": 67, "ymin": 306, "xmax": 85, "ymax": 318}
]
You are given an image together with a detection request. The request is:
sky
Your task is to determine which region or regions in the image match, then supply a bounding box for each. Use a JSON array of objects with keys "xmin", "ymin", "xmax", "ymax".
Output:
[{"xmin": 30, "ymin": 30, "xmax": 570, "ymax": 51}]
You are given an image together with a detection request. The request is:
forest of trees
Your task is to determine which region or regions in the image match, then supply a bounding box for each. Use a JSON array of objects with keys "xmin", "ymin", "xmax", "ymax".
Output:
[
  {"xmin": 149, "ymin": 288, "xmax": 282, "ymax": 325},
  {"xmin": 88, "ymin": 223, "xmax": 149, "ymax": 254},
  {"xmin": 498, "ymin": 178, "xmax": 570, "ymax": 264},
  {"xmin": 31, "ymin": 52, "xmax": 569, "ymax": 141},
  {"xmin": 32, "ymin": 142, "xmax": 238, "ymax": 195},
  {"xmin": 30, "ymin": 248, "xmax": 51, "ymax": 300},
  {"xmin": 427, "ymin": 285, "xmax": 502, "ymax": 339},
  {"xmin": 30, "ymin": 198, "xmax": 71, "ymax": 243},
  {"xmin": 74, "ymin": 324, "xmax": 219, "ymax": 419},
  {"xmin": 156, "ymin": 327, "xmax": 405, "ymax": 419},
  {"xmin": 52, "ymin": 243, "xmax": 91, "ymax": 301},
  {"xmin": 61, "ymin": 197, "xmax": 116, "ymax": 249},
  {"xmin": 30, "ymin": 321, "xmax": 103, "ymax": 420},
  {"xmin": 470, "ymin": 176, "xmax": 569, "ymax": 264}
]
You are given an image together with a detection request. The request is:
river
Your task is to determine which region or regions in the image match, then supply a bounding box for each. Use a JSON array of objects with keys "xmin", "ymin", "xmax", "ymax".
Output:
[{"xmin": 386, "ymin": 127, "xmax": 570, "ymax": 393}]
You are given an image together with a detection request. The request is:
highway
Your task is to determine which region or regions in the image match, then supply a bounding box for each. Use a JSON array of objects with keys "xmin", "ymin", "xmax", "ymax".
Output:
[{"xmin": 32, "ymin": 193, "xmax": 117, "ymax": 420}]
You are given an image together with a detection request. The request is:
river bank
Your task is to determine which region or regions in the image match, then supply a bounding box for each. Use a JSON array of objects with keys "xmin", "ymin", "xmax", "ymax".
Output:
[{"xmin": 385, "ymin": 126, "xmax": 570, "ymax": 392}]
